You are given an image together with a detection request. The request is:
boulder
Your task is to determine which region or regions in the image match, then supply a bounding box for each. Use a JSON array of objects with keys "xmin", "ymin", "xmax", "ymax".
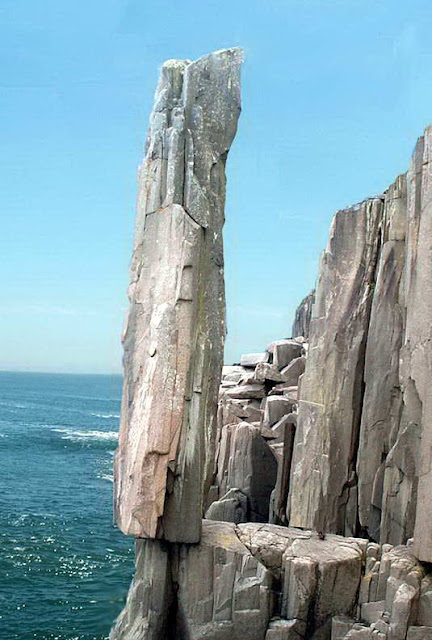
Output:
[
  {"xmin": 227, "ymin": 398, "xmax": 263, "ymax": 422},
  {"xmin": 332, "ymin": 616, "xmax": 357, "ymax": 639},
  {"xmin": 262, "ymin": 396, "xmax": 294, "ymax": 430},
  {"xmin": 265, "ymin": 619, "xmax": 303, "ymax": 639},
  {"xmin": 253, "ymin": 362, "xmax": 287, "ymax": 383},
  {"xmin": 388, "ymin": 583, "xmax": 418, "ymax": 640},
  {"xmin": 280, "ymin": 356, "xmax": 306, "ymax": 386},
  {"xmin": 418, "ymin": 576, "xmax": 432, "ymax": 626},
  {"xmin": 360, "ymin": 601, "xmax": 386, "ymax": 625},
  {"xmin": 267, "ymin": 340, "xmax": 303, "ymax": 370},
  {"xmin": 271, "ymin": 413, "xmax": 297, "ymax": 442},
  {"xmin": 225, "ymin": 383, "xmax": 266, "ymax": 400},
  {"xmin": 205, "ymin": 488, "xmax": 248, "ymax": 524},
  {"xmin": 216, "ymin": 422, "xmax": 277, "ymax": 522},
  {"xmin": 241, "ymin": 352, "xmax": 270, "ymax": 368}
]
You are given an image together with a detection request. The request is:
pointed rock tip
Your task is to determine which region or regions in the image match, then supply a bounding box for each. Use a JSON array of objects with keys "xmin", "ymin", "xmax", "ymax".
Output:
[
  {"xmin": 162, "ymin": 47, "xmax": 244, "ymax": 70},
  {"xmin": 161, "ymin": 58, "xmax": 191, "ymax": 70}
]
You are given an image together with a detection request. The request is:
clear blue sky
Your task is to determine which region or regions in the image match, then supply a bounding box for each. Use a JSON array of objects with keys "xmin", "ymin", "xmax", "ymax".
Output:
[{"xmin": 1, "ymin": 0, "xmax": 432, "ymax": 373}]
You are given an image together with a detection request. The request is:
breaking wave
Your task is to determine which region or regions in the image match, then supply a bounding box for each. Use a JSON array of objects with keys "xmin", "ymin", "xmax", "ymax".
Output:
[{"xmin": 52, "ymin": 428, "xmax": 118, "ymax": 441}]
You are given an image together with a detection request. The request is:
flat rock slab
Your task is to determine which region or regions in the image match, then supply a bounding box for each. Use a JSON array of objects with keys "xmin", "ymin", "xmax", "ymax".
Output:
[
  {"xmin": 267, "ymin": 340, "xmax": 303, "ymax": 370},
  {"xmin": 241, "ymin": 352, "xmax": 270, "ymax": 368}
]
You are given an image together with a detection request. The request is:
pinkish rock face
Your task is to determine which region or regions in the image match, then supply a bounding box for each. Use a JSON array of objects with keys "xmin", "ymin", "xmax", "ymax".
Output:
[{"xmin": 114, "ymin": 49, "xmax": 243, "ymax": 542}]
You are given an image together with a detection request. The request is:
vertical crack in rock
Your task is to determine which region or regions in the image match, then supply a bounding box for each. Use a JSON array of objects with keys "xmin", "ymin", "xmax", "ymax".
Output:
[
  {"xmin": 356, "ymin": 175, "xmax": 407, "ymax": 543},
  {"xmin": 342, "ymin": 219, "xmax": 383, "ymax": 539},
  {"xmin": 114, "ymin": 48, "xmax": 243, "ymax": 542}
]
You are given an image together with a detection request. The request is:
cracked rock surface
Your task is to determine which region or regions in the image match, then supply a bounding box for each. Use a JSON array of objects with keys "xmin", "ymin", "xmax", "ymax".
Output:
[
  {"xmin": 111, "ymin": 49, "xmax": 432, "ymax": 639},
  {"xmin": 114, "ymin": 48, "xmax": 242, "ymax": 542}
]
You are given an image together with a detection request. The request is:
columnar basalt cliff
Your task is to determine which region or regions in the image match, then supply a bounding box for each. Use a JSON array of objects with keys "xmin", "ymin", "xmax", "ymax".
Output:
[
  {"xmin": 112, "ymin": 50, "xmax": 432, "ymax": 640},
  {"xmin": 286, "ymin": 128, "xmax": 432, "ymax": 564}
]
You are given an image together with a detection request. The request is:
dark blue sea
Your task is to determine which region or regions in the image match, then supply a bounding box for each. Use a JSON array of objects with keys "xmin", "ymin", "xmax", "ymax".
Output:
[{"xmin": 0, "ymin": 372, "xmax": 134, "ymax": 640}]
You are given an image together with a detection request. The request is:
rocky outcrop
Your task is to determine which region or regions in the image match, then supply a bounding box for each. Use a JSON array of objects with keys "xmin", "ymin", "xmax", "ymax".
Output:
[
  {"xmin": 112, "ymin": 47, "xmax": 432, "ymax": 640},
  {"xmin": 206, "ymin": 337, "xmax": 307, "ymax": 527},
  {"xmin": 284, "ymin": 127, "xmax": 432, "ymax": 560},
  {"xmin": 112, "ymin": 521, "xmax": 432, "ymax": 640},
  {"xmin": 114, "ymin": 48, "xmax": 242, "ymax": 542},
  {"xmin": 292, "ymin": 290, "xmax": 315, "ymax": 340},
  {"xmin": 287, "ymin": 197, "xmax": 383, "ymax": 536},
  {"xmin": 111, "ymin": 520, "xmax": 364, "ymax": 640},
  {"xmin": 405, "ymin": 132, "xmax": 432, "ymax": 564},
  {"xmin": 330, "ymin": 540, "xmax": 432, "ymax": 640}
]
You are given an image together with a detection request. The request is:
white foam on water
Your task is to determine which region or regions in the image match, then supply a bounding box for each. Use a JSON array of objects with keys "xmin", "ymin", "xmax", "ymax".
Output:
[
  {"xmin": 52, "ymin": 428, "xmax": 118, "ymax": 441},
  {"xmin": 97, "ymin": 473, "xmax": 114, "ymax": 483}
]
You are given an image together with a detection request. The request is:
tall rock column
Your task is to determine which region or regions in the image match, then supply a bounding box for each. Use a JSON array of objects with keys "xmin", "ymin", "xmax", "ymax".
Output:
[
  {"xmin": 287, "ymin": 198, "xmax": 383, "ymax": 536},
  {"xmin": 406, "ymin": 128, "xmax": 432, "ymax": 563},
  {"xmin": 356, "ymin": 175, "xmax": 408, "ymax": 544},
  {"xmin": 114, "ymin": 49, "xmax": 242, "ymax": 543}
]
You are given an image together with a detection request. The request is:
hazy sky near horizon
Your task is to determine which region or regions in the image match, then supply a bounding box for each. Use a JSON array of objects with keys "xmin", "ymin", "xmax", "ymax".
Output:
[{"xmin": 2, "ymin": 0, "xmax": 432, "ymax": 373}]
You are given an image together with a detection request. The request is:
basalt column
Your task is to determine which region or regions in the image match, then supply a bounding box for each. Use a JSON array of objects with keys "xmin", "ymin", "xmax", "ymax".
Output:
[
  {"xmin": 287, "ymin": 198, "xmax": 383, "ymax": 536},
  {"xmin": 407, "ymin": 128, "xmax": 432, "ymax": 563},
  {"xmin": 114, "ymin": 48, "xmax": 243, "ymax": 543}
]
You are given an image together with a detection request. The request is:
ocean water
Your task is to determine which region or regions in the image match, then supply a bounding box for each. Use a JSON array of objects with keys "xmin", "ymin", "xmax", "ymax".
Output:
[{"xmin": 0, "ymin": 372, "xmax": 134, "ymax": 640}]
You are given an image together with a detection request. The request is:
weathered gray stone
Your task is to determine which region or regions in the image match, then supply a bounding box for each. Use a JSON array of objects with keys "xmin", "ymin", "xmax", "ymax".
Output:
[
  {"xmin": 269, "ymin": 384, "xmax": 299, "ymax": 401},
  {"xmin": 265, "ymin": 618, "xmax": 303, "ymax": 639},
  {"xmin": 222, "ymin": 365, "xmax": 249, "ymax": 383},
  {"xmin": 268, "ymin": 340, "xmax": 303, "ymax": 370},
  {"xmin": 407, "ymin": 627, "xmax": 432, "ymax": 640},
  {"xmin": 114, "ymin": 48, "xmax": 242, "ymax": 541},
  {"xmin": 357, "ymin": 176, "xmax": 407, "ymax": 543},
  {"xmin": 285, "ymin": 536, "xmax": 363, "ymax": 639},
  {"xmin": 280, "ymin": 356, "xmax": 306, "ymax": 386},
  {"xmin": 110, "ymin": 539, "xmax": 172, "ymax": 640},
  {"xmin": 226, "ymin": 398, "xmax": 263, "ymax": 422},
  {"xmin": 225, "ymin": 383, "xmax": 266, "ymax": 400},
  {"xmin": 262, "ymin": 396, "xmax": 294, "ymax": 430},
  {"xmin": 418, "ymin": 576, "xmax": 432, "ymax": 626},
  {"xmin": 331, "ymin": 616, "xmax": 357, "ymax": 640},
  {"xmin": 236, "ymin": 524, "xmax": 363, "ymax": 638},
  {"xmin": 344, "ymin": 625, "xmax": 375, "ymax": 639},
  {"xmin": 175, "ymin": 521, "xmax": 273, "ymax": 639},
  {"xmin": 271, "ymin": 413, "xmax": 297, "ymax": 441},
  {"xmin": 388, "ymin": 583, "xmax": 418, "ymax": 640},
  {"xmin": 253, "ymin": 362, "xmax": 287, "ymax": 383},
  {"xmin": 241, "ymin": 352, "xmax": 270, "ymax": 368},
  {"xmin": 216, "ymin": 422, "xmax": 277, "ymax": 522},
  {"xmin": 379, "ymin": 419, "xmax": 421, "ymax": 546},
  {"xmin": 360, "ymin": 601, "xmax": 386, "ymax": 625},
  {"xmin": 204, "ymin": 488, "xmax": 248, "ymax": 523},
  {"xmin": 288, "ymin": 197, "xmax": 383, "ymax": 535},
  {"xmin": 407, "ymin": 129, "xmax": 432, "ymax": 564},
  {"xmin": 292, "ymin": 290, "xmax": 315, "ymax": 340},
  {"xmin": 270, "ymin": 418, "xmax": 296, "ymax": 525}
]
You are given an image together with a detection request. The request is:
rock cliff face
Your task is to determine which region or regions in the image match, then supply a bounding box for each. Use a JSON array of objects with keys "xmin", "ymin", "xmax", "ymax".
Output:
[
  {"xmin": 112, "ymin": 49, "xmax": 432, "ymax": 640},
  {"xmin": 286, "ymin": 128, "xmax": 432, "ymax": 562}
]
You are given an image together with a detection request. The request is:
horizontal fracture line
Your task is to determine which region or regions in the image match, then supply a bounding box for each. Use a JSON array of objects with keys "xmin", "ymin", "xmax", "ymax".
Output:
[{"xmin": 299, "ymin": 399, "xmax": 325, "ymax": 408}]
